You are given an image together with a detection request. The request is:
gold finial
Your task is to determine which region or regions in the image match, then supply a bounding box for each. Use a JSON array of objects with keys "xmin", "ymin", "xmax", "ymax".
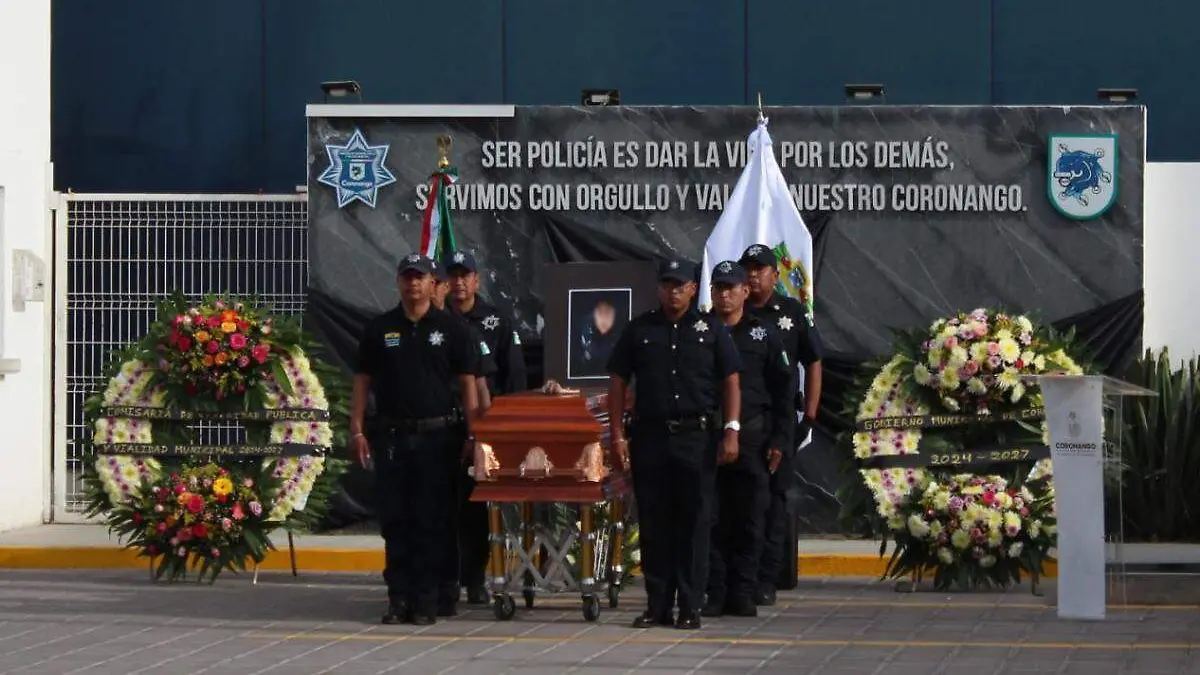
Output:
[{"xmin": 436, "ymin": 135, "xmax": 452, "ymax": 168}]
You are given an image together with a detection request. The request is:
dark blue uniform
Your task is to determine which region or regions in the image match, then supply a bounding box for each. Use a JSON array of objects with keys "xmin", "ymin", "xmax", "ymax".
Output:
[
  {"xmin": 705, "ymin": 310, "xmax": 794, "ymax": 616},
  {"xmin": 744, "ymin": 291, "xmax": 823, "ymax": 597},
  {"xmin": 607, "ymin": 259, "xmax": 741, "ymax": 627},
  {"xmin": 439, "ymin": 313, "xmax": 498, "ymax": 613},
  {"xmin": 356, "ymin": 275, "xmax": 478, "ymax": 621},
  {"xmin": 446, "ymin": 251, "xmax": 527, "ymax": 600}
]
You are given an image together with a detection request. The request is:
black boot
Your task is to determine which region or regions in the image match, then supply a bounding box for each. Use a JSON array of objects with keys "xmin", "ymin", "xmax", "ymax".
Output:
[
  {"xmin": 754, "ymin": 584, "xmax": 777, "ymax": 606},
  {"xmin": 466, "ymin": 585, "xmax": 489, "ymax": 605},
  {"xmin": 632, "ymin": 608, "xmax": 674, "ymax": 628},
  {"xmin": 381, "ymin": 597, "xmax": 409, "ymax": 625},
  {"xmin": 701, "ymin": 594, "xmax": 725, "ymax": 618},
  {"xmin": 726, "ymin": 595, "xmax": 758, "ymax": 617}
]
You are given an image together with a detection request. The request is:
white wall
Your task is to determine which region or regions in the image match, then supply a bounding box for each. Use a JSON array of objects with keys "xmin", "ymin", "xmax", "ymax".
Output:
[
  {"xmin": 0, "ymin": 0, "xmax": 52, "ymax": 532},
  {"xmin": 1144, "ymin": 162, "xmax": 1200, "ymax": 364}
]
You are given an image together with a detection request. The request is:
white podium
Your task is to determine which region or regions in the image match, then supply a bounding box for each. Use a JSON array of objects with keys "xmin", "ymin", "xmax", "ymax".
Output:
[{"xmin": 1024, "ymin": 374, "xmax": 1156, "ymax": 620}]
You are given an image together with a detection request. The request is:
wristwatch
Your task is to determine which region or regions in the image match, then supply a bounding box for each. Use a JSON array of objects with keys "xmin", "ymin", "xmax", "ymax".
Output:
[{"xmin": 723, "ymin": 420, "xmax": 740, "ymax": 432}]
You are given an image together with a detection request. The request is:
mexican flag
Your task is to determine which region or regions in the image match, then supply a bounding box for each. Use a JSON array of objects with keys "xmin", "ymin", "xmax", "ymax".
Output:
[{"xmin": 420, "ymin": 164, "xmax": 460, "ymax": 262}]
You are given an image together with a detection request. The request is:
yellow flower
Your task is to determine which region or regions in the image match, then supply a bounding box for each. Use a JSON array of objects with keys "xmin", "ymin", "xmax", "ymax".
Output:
[
  {"xmin": 221, "ymin": 321, "xmax": 237, "ymax": 334},
  {"xmin": 194, "ymin": 331, "xmax": 211, "ymax": 343},
  {"xmin": 938, "ymin": 367, "xmax": 960, "ymax": 390},
  {"xmin": 998, "ymin": 338, "xmax": 1021, "ymax": 363},
  {"xmin": 212, "ymin": 477, "xmax": 233, "ymax": 496}
]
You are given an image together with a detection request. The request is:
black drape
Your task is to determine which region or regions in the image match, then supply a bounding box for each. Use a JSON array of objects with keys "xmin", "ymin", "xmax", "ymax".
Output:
[{"xmin": 306, "ymin": 210, "xmax": 1145, "ymax": 531}]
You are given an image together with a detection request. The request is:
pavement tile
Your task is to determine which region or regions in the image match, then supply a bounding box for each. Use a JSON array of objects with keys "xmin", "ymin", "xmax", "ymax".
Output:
[{"xmin": 0, "ymin": 570, "xmax": 1198, "ymax": 673}]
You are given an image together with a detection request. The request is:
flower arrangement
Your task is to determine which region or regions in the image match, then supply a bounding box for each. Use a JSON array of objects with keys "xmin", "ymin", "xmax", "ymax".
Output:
[
  {"xmin": 108, "ymin": 462, "xmax": 277, "ymax": 580},
  {"xmin": 160, "ymin": 299, "xmax": 274, "ymax": 400},
  {"xmin": 849, "ymin": 307, "xmax": 1085, "ymax": 589},
  {"xmin": 82, "ymin": 292, "xmax": 350, "ymax": 581}
]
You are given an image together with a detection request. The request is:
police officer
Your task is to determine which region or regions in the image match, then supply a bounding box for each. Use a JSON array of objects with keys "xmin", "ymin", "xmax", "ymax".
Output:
[
  {"xmin": 738, "ymin": 244, "xmax": 825, "ymax": 606},
  {"xmin": 606, "ymin": 257, "xmax": 742, "ymax": 630},
  {"xmin": 702, "ymin": 261, "xmax": 794, "ymax": 618},
  {"xmin": 350, "ymin": 253, "xmax": 480, "ymax": 625},
  {"xmin": 433, "ymin": 260, "xmax": 498, "ymax": 616},
  {"xmin": 446, "ymin": 250, "xmax": 527, "ymax": 604}
]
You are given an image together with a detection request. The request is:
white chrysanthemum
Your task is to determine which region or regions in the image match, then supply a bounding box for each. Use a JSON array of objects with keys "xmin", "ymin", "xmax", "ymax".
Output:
[{"xmin": 998, "ymin": 338, "xmax": 1021, "ymax": 364}]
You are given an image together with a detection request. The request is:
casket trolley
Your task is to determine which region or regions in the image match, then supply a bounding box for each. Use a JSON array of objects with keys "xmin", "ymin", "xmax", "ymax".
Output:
[{"xmin": 470, "ymin": 389, "xmax": 631, "ymax": 622}]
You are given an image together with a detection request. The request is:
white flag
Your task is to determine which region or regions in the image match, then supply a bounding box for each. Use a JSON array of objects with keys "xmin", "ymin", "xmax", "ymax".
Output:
[
  {"xmin": 699, "ymin": 116, "xmax": 816, "ymax": 447},
  {"xmin": 699, "ymin": 118, "xmax": 813, "ymax": 313}
]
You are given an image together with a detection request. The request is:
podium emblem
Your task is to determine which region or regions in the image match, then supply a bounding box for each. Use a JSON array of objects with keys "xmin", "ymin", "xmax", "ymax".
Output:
[
  {"xmin": 1067, "ymin": 410, "xmax": 1082, "ymax": 438},
  {"xmin": 1048, "ymin": 134, "xmax": 1117, "ymax": 220},
  {"xmin": 317, "ymin": 128, "xmax": 397, "ymax": 209}
]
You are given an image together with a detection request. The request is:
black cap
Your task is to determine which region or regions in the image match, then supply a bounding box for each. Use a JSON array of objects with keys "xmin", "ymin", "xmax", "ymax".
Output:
[
  {"xmin": 397, "ymin": 253, "xmax": 436, "ymax": 276},
  {"xmin": 738, "ymin": 243, "xmax": 777, "ymax": 268},
  {"xmin": 711, "ymin": 260, "xmax": 748, "ymax": 286},
  {"xmin": 445, "ymin": 249, "xmax": 478, "ymax": 273},
  {"xmin": 433, "ymin": 261, "xmax": 450, "ymax": 282},
  {"xmin": 658, "ymin": 257, "xmax": 697, "ymax": 283}
]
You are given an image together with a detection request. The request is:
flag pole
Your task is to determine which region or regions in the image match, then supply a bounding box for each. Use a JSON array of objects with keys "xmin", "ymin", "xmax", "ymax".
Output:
[{"xmin": 756, "ymin": 92, "xmax": 765, "ymax": 124}]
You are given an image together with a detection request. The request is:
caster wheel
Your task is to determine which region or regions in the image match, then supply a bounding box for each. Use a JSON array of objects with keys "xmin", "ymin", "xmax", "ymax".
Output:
[
  {"xmin": 493, "ymin": 594, "xmax": 516, "ymax": 621},
  {"xmin": 607, "ymin": 584, "xmax": 620, "ymax": 609},
  {"xmin": 582, "ymin": 594, "xmax": 601, "ymax": 622},
  {"xmin": 523, "ymin": 589, "xmax": 535, "ymax": 609}
]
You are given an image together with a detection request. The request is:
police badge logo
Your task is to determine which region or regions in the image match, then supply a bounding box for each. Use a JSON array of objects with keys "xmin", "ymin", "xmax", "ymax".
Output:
[
  {"xmin": 317, "ymin": 128, "xmax": 397, "ymax": 209},
  {"xmin": 1047, "ymin": 134, "xmax": 1118, "ymax": 220}
]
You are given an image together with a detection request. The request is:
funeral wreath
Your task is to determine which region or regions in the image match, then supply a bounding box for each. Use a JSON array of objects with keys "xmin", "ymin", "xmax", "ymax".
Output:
[
  {"xmin": 848, "ymin": 308, "xmax": 1086, "ymax": 590},
  {"xmin": 82, "ymin": 293, "xmax": 350, "ymax": 582}
]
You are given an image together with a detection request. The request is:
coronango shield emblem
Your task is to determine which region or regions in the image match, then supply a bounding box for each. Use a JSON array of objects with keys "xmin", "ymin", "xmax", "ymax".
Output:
[
  {"xmin": 1048, "ymin": 134, "xmax": 1118, "ymax": 220},
  {"xmin": 317, "ymin": 128, "xmax": 397, "ymax": 209}
]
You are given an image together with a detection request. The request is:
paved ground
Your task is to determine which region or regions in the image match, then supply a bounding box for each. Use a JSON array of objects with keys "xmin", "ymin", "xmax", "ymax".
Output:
[{"xmin": 0, "ymin": 571, "xmax": 1198, "ymax": 674}]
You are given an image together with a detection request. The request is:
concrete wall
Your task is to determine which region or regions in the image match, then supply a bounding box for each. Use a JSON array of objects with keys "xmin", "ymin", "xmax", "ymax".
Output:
[
  {"xmin": 51, "ymin": 0, "xmax": 1200, "ymax": 194},
  {"xmin": 1144, "ymin": 162, "xmax": 1200, "ymax": 364},
  {"xmin": 0, "ymin": 0, "xmax": 52, "ymax": 531}
]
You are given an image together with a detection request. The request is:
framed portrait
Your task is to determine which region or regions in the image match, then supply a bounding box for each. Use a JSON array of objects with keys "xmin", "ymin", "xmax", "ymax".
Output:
[{"xmin": 542, "ymin": 261, "xmax": 658, "ymax": 390}]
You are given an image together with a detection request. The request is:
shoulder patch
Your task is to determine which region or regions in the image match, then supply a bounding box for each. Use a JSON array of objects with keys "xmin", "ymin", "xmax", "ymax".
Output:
[
  {"xmin": 782, "ymin": 351, "xmax": 790, "ymax": 367},
  {"xmin": 479, "ymin": 341, "xmax": 491, "ymax": 356},
  {"xmin": 512, "ymin": 331, "xmax": 521, "ymax": 346}
]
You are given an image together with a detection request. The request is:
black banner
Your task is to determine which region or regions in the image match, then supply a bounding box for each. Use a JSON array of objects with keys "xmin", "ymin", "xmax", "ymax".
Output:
[
  {"xmin": 855, "ymin": 406, "xmax": 1045, "ymax": 431},
  {"xmin": 98, "ymin": 407, "xmax": 330, "ymax": 422},
  {"xmin": 857, "ymin": 445, "xmax": 1051, "ymax": 470},
  {"xmin": 93, "ymin": 443, "xmax": 329, "ymax": 458}
]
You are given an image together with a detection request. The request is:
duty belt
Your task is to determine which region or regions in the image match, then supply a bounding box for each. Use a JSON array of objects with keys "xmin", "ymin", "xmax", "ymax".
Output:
[
  {"xmin": 640, "ymin": 414, "xmax": 712, "ymax": 434},
  {"xmin": 381, "ymin": 414, "xmax": 459, "ymax": 434}
]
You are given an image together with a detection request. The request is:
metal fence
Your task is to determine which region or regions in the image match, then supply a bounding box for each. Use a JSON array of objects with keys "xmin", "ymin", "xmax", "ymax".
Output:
[{"xmin": 53, "ymin": 194, "xmax": 308, "ymax": 521}]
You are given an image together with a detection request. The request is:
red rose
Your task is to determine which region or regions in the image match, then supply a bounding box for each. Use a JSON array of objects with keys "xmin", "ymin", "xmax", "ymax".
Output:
[
  {"xmin": 192, "ymin": 523, "xmax": 208, "ymax": 539},
  {"xmin": 173, "ymin": 483, "xmax": 186, "ymax": 494},
  {"xmin": 132, "ymin": 512, "xmax": 143, "ymax": 523},
  {"xmin": 982, "ymin": 491, "xmax": 995, "ymax": 506},
  {"xmin": 177, "ymin": 336, "xmax": 193, "ymax": 352},
  {"xmin": 186, "ymin": 494, "xmax": 205, "ymax": 514},
  {"xmin": 216, "ymin": 494, "xmax": 227, "ymax": 504},
  {"xmin": 207, "ymin": 316, "xmax": 221, "ymax": 329},
  {"xmin": 237, "ymin": 320, "xmax": 250, "ymax": 332},
  {"xmin": 206, "ymin": 340, "xmax": 220, "ymax": 355}
]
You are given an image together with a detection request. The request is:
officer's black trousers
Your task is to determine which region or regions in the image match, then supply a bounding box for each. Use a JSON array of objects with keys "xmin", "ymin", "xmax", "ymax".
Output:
[
  {"xmin": 630, "ymin": 427, "xmax": 715, "ymax": 616},
  {"xmin": 376, "ymin": 428, "xmax": 456, "ymax": 614},
  {"xmin": 758, "ymin": 451, "xmax": 794, "ymax": 590},
  {"xmin": 708, "ymin": 432, "xmax": 769, "ymax": 605},
  {"xmin": 457, "ymin": 471, "xmax": 490, "ymax": 588}
]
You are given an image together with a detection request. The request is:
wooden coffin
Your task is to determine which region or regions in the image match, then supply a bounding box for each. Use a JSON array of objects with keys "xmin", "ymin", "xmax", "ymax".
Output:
[{"xmin": 470, "ymin": 390, "xmax": 630, "ymax": 503}]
